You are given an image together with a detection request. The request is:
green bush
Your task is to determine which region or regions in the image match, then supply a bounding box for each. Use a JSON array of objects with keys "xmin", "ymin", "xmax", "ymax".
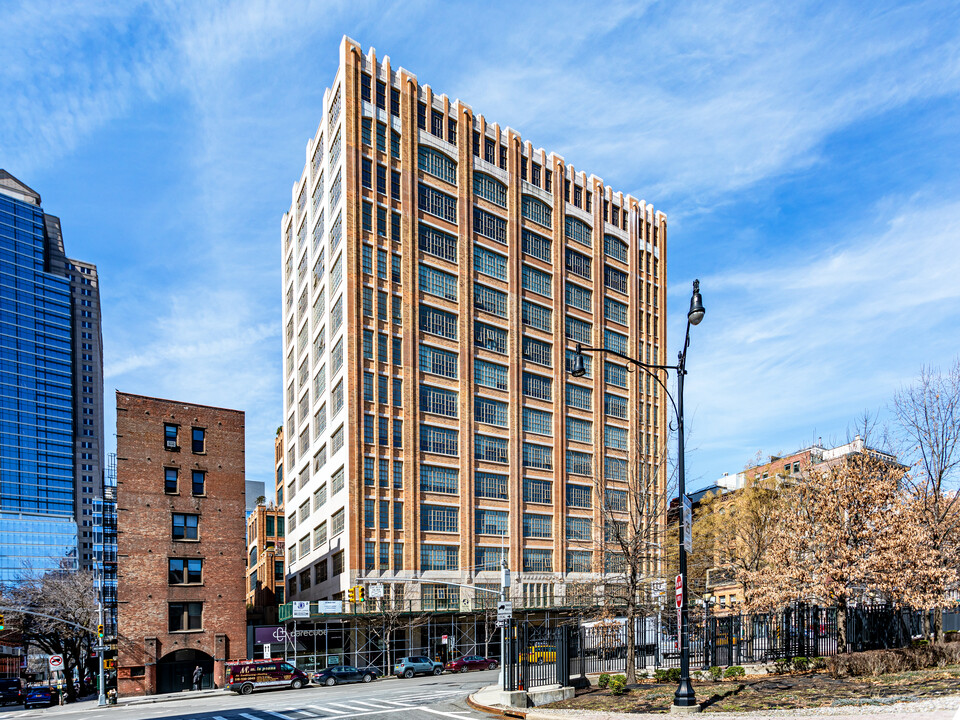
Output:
[
  {"xmin": 792, "ymin": 656, "xmax": 809, "ymax": 672},
  {"xmin": 653, "ymin": 667, "xmax": 682, "ymax": 683},
  {"xmin": 708, "ymin": 665, "xmax": 723, "ymax": 681},
  {"xmin": 597, "ymin": 673, "xmax": 610, "ymax": 689},
  {"xmin": 723, "ymin": 665, "xmax": 745, "ymax": 679},
  {"xmin": 812, "ymin": 656, "xmax": 827, "ymax": 670},
  {"xmin": 773, "ymin": 658, "xmax": 792, "ymax": 674},
  {"xmin": 609, "ymin": 674, "xmax": 628, "ymax": 695}
]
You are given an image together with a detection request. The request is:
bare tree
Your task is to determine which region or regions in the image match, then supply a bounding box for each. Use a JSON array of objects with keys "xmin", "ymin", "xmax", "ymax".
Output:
[
  {"xmin": 893, "ymin": 360, "xmax": 960, "ymax": 641},
  {"xmin": 591, "ymin": 423, "xmax": 673, "ymax": 684},
  {"xmin": 4, "ymin": 563, "xmax": 97, "ymax": 701}
]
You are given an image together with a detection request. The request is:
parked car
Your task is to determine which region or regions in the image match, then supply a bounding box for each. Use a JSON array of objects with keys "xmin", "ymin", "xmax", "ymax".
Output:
[
  {"xmin": 357, "ymin": 665, "xmax": 383, "ymax": 678},
  {"xmin": 0, "ymin": 677, "xmax": 24, "ymax": 706},
  {"xmin": 393, "ymin": 656, "xmax": 443, "ymax": 678},
  {"xmin": 226, "ymin": 660, "xmax": 308, "ymax": 695},
  {"xmin": 444, "ymin": 655, "xmax": 499, "ymax": 673},
  {"xmin": 24, "ymin": 685, "xmax": 58, "ymax": 709},
  {"xmin": 313, "ymin": 665, "xmax": 375, "ymax": 686}
]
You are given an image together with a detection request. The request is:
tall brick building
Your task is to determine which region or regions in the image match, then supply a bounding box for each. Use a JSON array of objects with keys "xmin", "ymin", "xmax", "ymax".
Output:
[
  {"xmin": 115, "ymin": 392, "xmax": 246, "ymax": 695},
  {"xmin": 279, "ymin": 38, "xmax": 668, "ymax": 610}
]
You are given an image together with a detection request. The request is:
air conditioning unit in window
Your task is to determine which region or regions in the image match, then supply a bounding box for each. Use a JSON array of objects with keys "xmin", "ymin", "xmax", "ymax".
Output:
[{"xmin": 165, "ymin": 439, "xmax": 178, "ymax": 449}]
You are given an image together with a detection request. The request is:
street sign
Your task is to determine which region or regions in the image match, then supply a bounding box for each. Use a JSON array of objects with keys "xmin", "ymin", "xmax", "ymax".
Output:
[
  {"xmin": 48, "ymin": 654, "xmax": 63, "ymax": 670},
  {"xmin": 682, "ymin": 495, "xmax": 693, "ymax": 553},
  {"xmin": 263, "ymin": 643, "xmax": 271, "ymax": 659},
  {"xmin": 441, "ymin": 635, "xmax": 448, "ymax": 645},
  {"xmin": 316, "ymin": 600, "xmax": 343, "ymax": 614},
  {"xmin": 291, "ymin": 601, "xmax": 310, "ymax": 618},
  {"xmin": 370, "ymin": 583, "xmax": 385, "ymax": 599},
  {"xmin": 92, "ymin": 645, "xmax": 109, "ymax": 652},
  {"xmin": 675, "ymin": 574, "xmax": 683, "ymax": 609},
  {"xmin": 496, "ymin": 600, "xmax": 513, "ymax": 628}
]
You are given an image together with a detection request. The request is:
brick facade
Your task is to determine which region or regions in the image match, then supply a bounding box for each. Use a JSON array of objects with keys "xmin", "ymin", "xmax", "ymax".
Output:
[{"xmin": 115, "ymin": 392, "xmax": 247, "ymax": 695}]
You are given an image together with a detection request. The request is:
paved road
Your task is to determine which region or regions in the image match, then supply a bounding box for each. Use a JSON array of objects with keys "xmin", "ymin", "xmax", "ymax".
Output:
[{"xmin": 0, "ymin": 671, "xmax": 497, "ymax": 720}]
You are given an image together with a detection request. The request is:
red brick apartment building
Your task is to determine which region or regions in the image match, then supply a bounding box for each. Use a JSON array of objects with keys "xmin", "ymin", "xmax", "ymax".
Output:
[{"xmin": 115, "ymin": 392, "xmax": 246, "ymax": 695}]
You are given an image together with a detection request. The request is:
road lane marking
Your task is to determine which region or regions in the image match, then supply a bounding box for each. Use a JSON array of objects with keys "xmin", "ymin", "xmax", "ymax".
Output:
[
  {"xmin": 348, "ymin": 700, "xmax": 397, "ymax": 709},
  {"xmin": 305, "ymin": 704, "xmax": 346, "ymax": 714}
]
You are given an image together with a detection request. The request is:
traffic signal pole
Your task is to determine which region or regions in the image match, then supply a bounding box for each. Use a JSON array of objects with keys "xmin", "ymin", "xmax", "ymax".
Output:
[{"xmin": 97, "ymin": 576, "xmax": 105, "ymax": 706}]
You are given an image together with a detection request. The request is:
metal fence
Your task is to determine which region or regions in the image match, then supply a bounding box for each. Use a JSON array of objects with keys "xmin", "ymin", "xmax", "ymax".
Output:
[{"xmin": 505, "ymin": 605, "xmax": 917, "ymax": 689}]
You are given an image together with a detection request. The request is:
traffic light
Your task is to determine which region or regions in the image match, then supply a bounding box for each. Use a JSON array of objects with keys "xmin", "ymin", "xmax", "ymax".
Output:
[
  {"xmin": 103, "ymin": 659, "xmax": 115, "ymax": 670},
  {"xmin": 0, "ymin": 613, "xmax": 4, "ymax": 630},
  {"xmin": 357, "ymin": 586, "xmax": 365, "ymax": 603},
  {"xmin": 97, "ymin": 624, "xmax": 104, "ymax": 638},
  {"xmin": 347, "ymin": 587, "xmax": 356, "ymax": 603}
]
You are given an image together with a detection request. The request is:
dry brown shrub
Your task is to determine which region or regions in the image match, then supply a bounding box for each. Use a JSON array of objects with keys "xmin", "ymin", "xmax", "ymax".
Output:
[{"xmin": 826, "ymin": 644, "xmax": 960, "ymax": 678}]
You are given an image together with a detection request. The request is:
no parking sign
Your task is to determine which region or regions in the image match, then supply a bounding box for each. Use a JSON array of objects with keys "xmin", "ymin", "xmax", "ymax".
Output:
[{"xmin": 48, "ymin": 654, "xmax": 63, "ymax": 671}]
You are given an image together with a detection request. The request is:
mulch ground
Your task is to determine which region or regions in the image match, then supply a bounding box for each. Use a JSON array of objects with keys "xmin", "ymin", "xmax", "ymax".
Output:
[{"xmin": 540, "ymin": 666, "xmax": 960, "ymax": 714}]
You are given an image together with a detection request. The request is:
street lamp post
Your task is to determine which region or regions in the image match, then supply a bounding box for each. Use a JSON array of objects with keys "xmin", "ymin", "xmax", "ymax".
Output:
[{"xmin": 570, "ymin": 279, "xmax": 704, "ymax": 712}]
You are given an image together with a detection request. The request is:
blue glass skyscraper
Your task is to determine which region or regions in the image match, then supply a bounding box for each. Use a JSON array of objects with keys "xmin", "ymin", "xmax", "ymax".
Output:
[{"xmin": 0, "ymin": 171, "xmax": 80, "ymax": 585}]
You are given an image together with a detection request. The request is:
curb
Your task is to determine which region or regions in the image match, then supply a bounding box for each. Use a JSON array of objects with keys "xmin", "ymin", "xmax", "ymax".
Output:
[
  {"xmin": 116, "ymin": 689, "xmax": 232, "ymax": 706},
  {"xmin": 467, "ymin": 691, "xmax": 525, "ymax": 718}
]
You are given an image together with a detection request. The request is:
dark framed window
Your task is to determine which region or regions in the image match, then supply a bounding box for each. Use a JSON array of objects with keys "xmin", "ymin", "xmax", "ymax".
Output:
[
  {"xmin": 168, "ymin": 602, "xmax": 202, "ymax": 631},
  {"xmin": 164, "ymin": 468, "xmax": 178, "ymax": 494},
  {"xmin": 192, "ymin": 428, "xmax": 205, "ymax": 453},
  {"xmin": 168, "ymin": 558, "xmax": 203, "ymax": 585},
  {"xmin": 164, "ymin": 424, "xmax": 179, "ymax": 450},
  {"xmin": 172, "ymin": 513, "xmax": 199, "ymax": 540},
  {"xmin": 192, "ymin": 470, "xmax": 205, "ymax": 496}
]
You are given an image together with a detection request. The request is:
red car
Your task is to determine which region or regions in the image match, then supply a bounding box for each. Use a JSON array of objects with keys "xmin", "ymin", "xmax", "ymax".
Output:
[{"xmin": 444, "ymin": 655, "xmax": 499, "ymax": 673}]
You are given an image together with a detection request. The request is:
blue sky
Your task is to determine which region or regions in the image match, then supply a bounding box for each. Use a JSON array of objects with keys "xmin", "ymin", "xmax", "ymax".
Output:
[{"xmin": 3, "ymin": 0, "xmax": 959, "ymax": 492}]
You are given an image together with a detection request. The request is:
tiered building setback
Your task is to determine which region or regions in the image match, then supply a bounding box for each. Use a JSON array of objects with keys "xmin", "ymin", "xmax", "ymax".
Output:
[{"xmin": 280, "ymin": 38, "xmax": 668, "ymax": 610}]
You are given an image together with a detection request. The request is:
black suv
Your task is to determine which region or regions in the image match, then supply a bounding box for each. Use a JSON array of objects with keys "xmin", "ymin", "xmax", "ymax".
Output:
[{"xmin": 0, "ymin": 678, "xmax": 24, "ymax": 706}]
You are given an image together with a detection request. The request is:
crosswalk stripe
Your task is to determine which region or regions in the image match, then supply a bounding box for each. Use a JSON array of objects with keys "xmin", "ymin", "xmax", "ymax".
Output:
[
  {"xmin": 322, "ymin": 701, "xmax": 372, "ymax": 711},
  {"xmin": 262, "ymin": 712, "xmax": 296, "ymax": 720},
  {"xmin": 239, "ymin": 714, "xmax": 266, "ymax": 720},
  {"xmin": 349, "ymin": 700, "xmax": 395, "ymax": 709},
  {"xmin": 287, "ymin": 710, "xmax": 319, "ymax": 717},
  {"xmin": 305, "ymin": 704, "xmax": 344, "ymax": 714}
]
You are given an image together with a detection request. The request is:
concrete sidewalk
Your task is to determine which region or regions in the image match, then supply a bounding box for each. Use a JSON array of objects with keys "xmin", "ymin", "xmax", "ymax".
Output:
[{"xmin": 114, "ymin": 687, "xmax": 232, "ymax": 706}]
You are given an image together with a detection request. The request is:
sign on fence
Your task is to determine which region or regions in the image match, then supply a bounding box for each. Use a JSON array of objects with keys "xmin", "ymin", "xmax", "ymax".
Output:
[{"xmin": 291, "ymin": 601, "xmax": 310, "ymax": 618}]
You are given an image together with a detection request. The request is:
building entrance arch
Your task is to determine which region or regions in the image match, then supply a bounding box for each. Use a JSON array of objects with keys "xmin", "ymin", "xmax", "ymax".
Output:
[{"xmin": 157, "ymin": 648, "xmax": 214, "ymax": 694}]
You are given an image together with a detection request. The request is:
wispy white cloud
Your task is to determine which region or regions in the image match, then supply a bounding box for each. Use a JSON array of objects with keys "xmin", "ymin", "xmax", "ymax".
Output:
[{"xmin": 681, "ymin": 192, "xmax": 960, "ymax": 482}]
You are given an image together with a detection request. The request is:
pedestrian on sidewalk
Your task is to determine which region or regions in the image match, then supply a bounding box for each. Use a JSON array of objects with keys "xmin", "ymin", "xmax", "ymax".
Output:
[{"xmin": 192, "ymin": 666, "xmax": 203, "ymax": 691}]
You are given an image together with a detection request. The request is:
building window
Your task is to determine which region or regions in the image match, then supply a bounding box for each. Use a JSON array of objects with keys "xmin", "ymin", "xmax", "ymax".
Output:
[
  {"xmin": 565, "ymin": 216, "xmax": 592, "ymax": 247},
  {"xmin": 565, "ymin": 282, "xmax": 592, "ymax": 312},
  {"xmin": 604, "ymin": 329, "xmax": 628, "ymax": 355},
  {"xmin": 418, "ymin": 223, "xmax": 458, "ymax": 262},
  {"xmin": 172, "ymin": 514, "xmax": 198, "ymax": 540},
  {"xmin": 522, "ymin": 337, "xmax": 552, "ymax": 367},
  {"xmin": 521, "ymin": 265, "xmax": 552, "ymax": 298},
  {"xmin": 421, "ymin": 545, "xmax": 459, "ymax": 571},
  {"xmin": 164, "ymin": 424, "xmax": 178, "ymax": 450},
  {"xmin": 473, "ymin": 207, "xmax": 507, "ymax": 244},
  {"xmin": 418, "ymin": 147, "xmax": 457, "ymax": 185},
  {"xmin": 420, "ymin": 345, "xmax": 458, "ymax": 379},
  {"xmin": 475, "ymin": 509, "xmax": 508, "ymax": 536},
  {"xmin": 473, "ymin": 173, "xmax": 507, "ymax": 207},
  {"xmin": 566, "ymin": 383, "xmax": 592, "ymax": 410},
  {"xmin": 566, "ymin": 450, "xmax": 593, "ymax": 476},
  {"xmin": 418, "ymin": 184, "xmax": 457, "ymax": 223},
  {"xmin": 331, "ymin": 508, "xmax": 345, "ymax": 536},
  {"xmin": 522, "ymin": 372, "xmax": 552, "ymax": 401},
  {"xmin": 523, "ymin": 478, "xmax": 552, "ymax": 504},
  {"xmin": 191, "ymin": 428, "xmax": 205, "ymax": 453},
  {"xmin": 475, "ymin": 244, "xmax": 507, "ymax": 280},
  {"xmin": 566, "ymin": 417, "xmax": 593, "ymax": 443},
  {"xmin": 421, "ymin": 465, "xmax": 458, "ymax": 494},
  {"xmin": 474, "ymin": 322, "xmax": 507, "ymax": 354},
  {"xmin": 164, "ymin": 468, "xmax": 178, "ymax": 494},
  {"xmin": 521, "ymin": 300, "xmax": 552, "ymax": 333},
  {"xmin": 565, "ymin": 249, "xmax": 592, "ymax": 280},
  {"xmin": 422, "ymin": 505, "xmax": 458, "ymax": 533},
  {"xmin": 604, "ymin": 264, "xmax": 628, "ymax": 294},
  {"xmin": 474, "ymin": 358, "xmax": 507, "ymax": 389},
  {"xmin": 522, "ymin": 407, "xmax": 552, "ymax": 436},
  {"xmin": 604, "ymin": 297, "xmax": 628, "ymax": 325},
  {"xmin": 191, "ymin": 470, "xmax": 205, "ymax": 496},
  {"xmin": 421, "ymin": 385, "xmax": 458, "ymax": 418},
  {"xmin": 605, "ymin": 361, "xmax": 628, "ymax": 388},
  {"xmin": 419, "ymin": 264, "xmax": 458, "ymax": 300},
  {"xmin": 523, "ymin": 549, "xmax": 552, "ymax": 573},
  {"xmin": 605, "ymin": 424, "xmax": 628, "ymax": 450},
  {"xmin": 333, "ymin": 550, "xmax": 344, "ymax": 575},
  {"xmin": 420, "ymin": 306, "xmax": 458, "ymax": 340},
  {"xmin": 522, "ymin": 443, "xmax": 552, "ymax": 470},
  {"xmin": 566, "ymin": 516, "xmax": 592, "ymax": 541},
  {"xmin": 566, "ymin": 550, "xmax": 592, "ymax": 573},
  {"xmin": 474, "ymin": 283, "xmax": 507, "ymax": 317},
  {"xmin": 521, "ymin": 229, "xmax": 551, "ymax": 263},
  {"xmin": 475, "ymin": 472, "xmax": 508, "ymax": 500},
  {"xmin": 475, "ymin": 396, "xmax": 508, "ymax": 427},
  {"xmin": 521, "ymin": 196, "xmax": 552, "ymax": 227},
  {"xmin": 168, "ymin": 602, "xmax": 202, "ymax": 632},
  {"xmin": 421, "ymin": 425, "xmax": 458, "ymax": 456},
  {"xmin": 604, "ymin": 234, "xmax": 628, "ymax": 263},
  {"xmin": 168, "ymin": 558, "xmax": 203, "ymax": 585},
  {"xmin": 565, "ymin": 316, "xmax": 593, "ymax": 344},
  {"xmin": 475, "ymin": 434, "xmax": 508, "ymax": 464},
  {"xmin": 566, "ymin": 483, "xmax": 592, "ymax": 508},
  {"xmin": 605, "ymin": 489, "xmax": 628, "ymax": 512},
  {"xmin": 476, "ymin": 547, "xmax": 506, "ymax": 572}
]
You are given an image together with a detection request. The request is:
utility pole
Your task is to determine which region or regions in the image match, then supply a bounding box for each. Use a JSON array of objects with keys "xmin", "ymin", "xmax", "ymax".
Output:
[{"xmin": 500, "ymin": 560, "xmax": 510, "ymax": 690}]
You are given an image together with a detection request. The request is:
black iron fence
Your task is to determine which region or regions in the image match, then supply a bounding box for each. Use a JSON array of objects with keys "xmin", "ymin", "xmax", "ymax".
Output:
[{"xmin": 505, "ymin": 605, "xmax": 917, "ymax": 689}]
